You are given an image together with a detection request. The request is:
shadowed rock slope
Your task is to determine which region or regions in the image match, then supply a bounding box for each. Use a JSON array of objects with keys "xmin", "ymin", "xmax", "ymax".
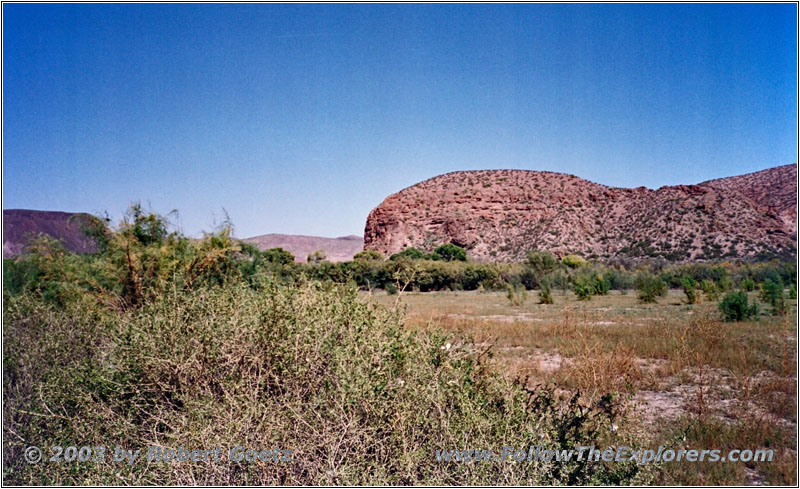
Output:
[
  {"xmin": 364, "ymin": 165, "xmax": 797, "ymax": 262},
  {"xmin": 3, "ymin": 209, "xmax": 101, "ymax": 258}
]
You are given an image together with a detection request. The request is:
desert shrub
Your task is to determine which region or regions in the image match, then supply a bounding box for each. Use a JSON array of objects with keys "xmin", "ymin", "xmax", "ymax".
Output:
[
  {"xmin": 573, "ymin": 276, "xmax": 595, "ymax": 301},
  {"xmin": 719, "ymin": 291, "xmax": 759, "ymax": 321},
  {"xmin": 681, "ymin": 276, "xmax": 699, "ymax": 304},
  {"xmin": 506, "ymin": 283, "xmax": 528, "ymax": 306},
  {"xmin": 759, "ymin": 279, "xmax": 787, "ymax": 316},
  {"xmin": 635, "ymin": 274, "xmax": 667, "ymax": 304},
  {"xmin": 609, "ymin": 269, "xmax": 634, "ymax": 294},
  {"xmin": 389, "ymin": 247, "xmax": 425, "ymax": 261},
  {"xmin": 413, "ymin": 260, "xmax": 462, "ymax": 291},
  {"xmin": 740, "ymin": 277, "xmax": 756, "ymax": 292},
  {"xmin": 700, "ymin": 279, "xmax": 720, "ymax": 301},
  {"xmin": 593, "ymin": 273, "xmax": 611, "ymax": 296},
  {"xmin": 307, "ymin": 249, "xmax": 327, "ymax": 264},
  {"xmin": 517, "ymin": 266, "xmax": 539, "ymax": 289},
  {"xmin": 526, "ymin": 250, "xmax": 558, "ymax": 274},
  {"xmin": 432, "ymin": 243, "xmax": 467, "ymax": 262},
  {"xmin": 461, "ymin": 264, "xmax": 501, "ymax": 290},
  {"xmin": 550, "ymin": 269, "xmax": 571, "ymax": 295},
  {"xmin": 790, "ymin": 284, "xmax": 797, "ymax": 299},
  {"xmin": 3, "ymin": 281, "xmax": 649, "ymax": 485},
  {"xmin": 262, "ymin": 247, "xmax": 295, "ymax": 264},
  {"xmin": 561, "ymin": 254, "xmax": 587, "ymax": 268},
  {"xmin": 353, "ymin": 249, "xmax": 384, "ymax": 261},
  {"xmin": 539, "ymin": 281, "xmax": 554, "ymax": 304},
  {"xmin": 750, "ymin": 260, "xmax": 797, "ymax": 288},
  {"xmin": 718, "ymin": 275, "xmax": 734, "ymax": 292}
]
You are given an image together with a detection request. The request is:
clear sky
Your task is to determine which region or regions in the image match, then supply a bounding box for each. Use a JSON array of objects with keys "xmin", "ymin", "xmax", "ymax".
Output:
[{"xmin": 3, "ymin": 3, "xmax": 797, "ymax": 238}]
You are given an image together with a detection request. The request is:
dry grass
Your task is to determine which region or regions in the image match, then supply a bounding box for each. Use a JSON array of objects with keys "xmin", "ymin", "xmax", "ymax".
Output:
[{"xmin": 370, "ymin": 288, "xmax": 798, "ymax": 485}]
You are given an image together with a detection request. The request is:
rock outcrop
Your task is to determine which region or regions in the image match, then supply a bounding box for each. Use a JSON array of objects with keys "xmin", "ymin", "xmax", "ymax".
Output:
[{"xmin": 364, "ymin": 165, "xmax": 797, "ymax": 262}]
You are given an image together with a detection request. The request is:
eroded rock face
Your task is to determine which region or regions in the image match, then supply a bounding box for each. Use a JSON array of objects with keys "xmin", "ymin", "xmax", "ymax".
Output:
[{"xmin": 364, "ymin": 165, "xmax": 797, "ymax": 262}]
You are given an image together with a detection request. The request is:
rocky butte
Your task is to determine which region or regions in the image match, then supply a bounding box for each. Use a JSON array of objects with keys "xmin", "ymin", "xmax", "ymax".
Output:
[{"xmin": 364, "ymin": 164, "xmax": 797, "ymax": 263}]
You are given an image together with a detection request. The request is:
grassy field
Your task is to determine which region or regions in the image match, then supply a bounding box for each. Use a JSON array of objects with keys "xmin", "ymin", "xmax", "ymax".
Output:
[{"xmin": 370, "ymin": 288, "xmax": 798, "ymax": 485}]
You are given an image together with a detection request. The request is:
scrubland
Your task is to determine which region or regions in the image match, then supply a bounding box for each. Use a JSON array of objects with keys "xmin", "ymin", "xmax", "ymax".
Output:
[
  {"xmin": 2, "ymin": 208, "xmax": 796, "ymax": 485},
  {"xmin": 373, "ymin": 289, "xmax": 797, "ymax": 485}
]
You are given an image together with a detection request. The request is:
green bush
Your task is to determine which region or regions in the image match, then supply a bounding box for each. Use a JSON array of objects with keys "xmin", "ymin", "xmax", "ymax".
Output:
[
  {"xmin": 526, "ymin": 250, "xmax": 558, "ymax": 274},
  {"xmin": 573, "ymin": 276, "xmax": 595, "ymax": 301},
  {"xmin": 261, "ymin": 247, "xmax": 295, "ymax": 265},
  {"xmin": 593, "ymin": 273, "xmax": 611, "ymax": 296},
  {"xmin": 635, "ymin": 274, "xmax": 667, "ymax": 304},
  {"xmin": 354, "ymin": 249, "xmax": 384, "ymax": 261},
  {"xmin": 389, "ymin": 247, "xmax": 425, "ymax": 261},
  {"xmin": 432, "ymin": 243, "xmax": 467, "ymax": 262},
  {"xmin": 719, "ymin": 291, "xmax": 759, "ymax": 321},
  {"xmin": 307, "ymin": 249, "xmax": 327, "ymax": 264},
  {"xmin": 700, "ymin": 280, "xmax": 720, "ymax": 301},
  {"xmin": 759, "ymin": 279, "xmax": 787, "ymax": 316},
  {"xmin": 718, "ymin": 275, "xmax": 734, "ymax": 292},
  {"xmin": 740, "ymin": 277, "xmax": 756, "ymax": 292},
  {"xmin": 561, "ymin": 254, "xmax": 587, "ymax": 268},
  {"xmin": 539, "ymin": 281, "xmax": 554, "ymax": 305},
  {"xmin": 681, "ymin": 276, "xmax": 699, "ymax": 304},
  {"xmin": 3, "ymin": 280, "xmax": 648, "ymax": 485},
  {"xmin": 506, "ymin": 283, "xmax": 528, "ymax": 306},
  {"xmin": 610, "ymin": 269, "xmax": 634, "ymax": 294}
]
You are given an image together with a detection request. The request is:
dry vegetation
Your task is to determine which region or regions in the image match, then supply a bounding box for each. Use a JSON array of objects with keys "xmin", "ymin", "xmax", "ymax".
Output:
[
  {"xmin": 371, "ymin": 289, "xmax": 798, "ymax": 485},
  {"xmin": 4, "ymin": 206, "xmax": 796, "ymax": 486}
]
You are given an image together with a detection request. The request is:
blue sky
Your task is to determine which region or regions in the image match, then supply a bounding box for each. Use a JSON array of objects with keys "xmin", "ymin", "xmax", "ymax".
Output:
[{"xmin": 3, "ymin": 3, "xmax": 797, "ymax": 238}]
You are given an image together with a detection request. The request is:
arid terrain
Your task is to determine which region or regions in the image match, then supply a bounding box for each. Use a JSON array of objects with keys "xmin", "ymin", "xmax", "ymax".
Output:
[
  {"xmin": 2, "ymin": 211, "xmax": 364, "ymax": 263},
  {"xmin": 371, "ymin": 288, "xmax": 797, "ymax": 485},
  {"xmin": 242, "ymin": 233, "xmax": 363, "ymax": 262},
  {"xmin": 365, "ymin": 165, "xmax": 797, "ymax": 262}
]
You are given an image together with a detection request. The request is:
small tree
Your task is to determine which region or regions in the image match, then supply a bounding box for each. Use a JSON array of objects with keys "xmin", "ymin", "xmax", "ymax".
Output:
[
  {"xmin": 263, "ymin": 247, "xmax": 295, "ymax": 265},
  {"xmin": 526, "ymin": 250, "xmax": 558, "ymax": 274},
  {"xmin": 720, "ymin": 291, "xmax": 759, "ymax": 321},
  {"xmin": 561, "ymin": 254, "xmax": 587, "ymax": 268},
  {"xmin": 593, "ymin": 273, "xmax": 611, "ymax": 296},
  {"xmin": 636, "ymin": 275, "xmax": 667, "ymax": 304},
  {"xmin": 307, "ymin": 249, "xmax": 327, "ymax": 264},
  {"xmin": 432, "ymin": 243, "xmax": 467, "ymax": 262},
  {"xmin": 759, "ymin": 279, "xmax": 787, "ymax": 316},
  {"xmin": 539, "ymin": 280, "xmax": 554, "ymax": 305},
  {"xmin": 389, "ymin": 247, "xmax": 425, "ymax": 261},
  {"xmin": 506, "ymin": 283, "xmax": 528, "ymax": 306},
  {"xmin": 573, "ymin": 276, "xmax": 595, "ymax": 301},
  {"xmin": 353, "ymin": 250, "xmax": 383, "ymax": 261},
  {"xmin": 681, "ymin": 276, "xmax": 699, "ymax": 304},
  {"xmin": 700, "ymin": 279, "xmax": 720, "ymax": 301}
]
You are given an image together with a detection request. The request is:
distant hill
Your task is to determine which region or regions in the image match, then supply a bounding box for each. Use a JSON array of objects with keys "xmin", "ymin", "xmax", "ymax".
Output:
[
  {"xmin": 364, "ymin": 164, "xmax": 797, "ymax": 262},
  {"xmin": 2, "ymin": 208, "xmax": 364, "ymax": 263},
  {"xmin": 3, "ymin": 209, "xmax": 101, "ymax": 258},
  {"xmin": 242, "ymin": 234, "xmax": 364, "ymax": 262}
]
